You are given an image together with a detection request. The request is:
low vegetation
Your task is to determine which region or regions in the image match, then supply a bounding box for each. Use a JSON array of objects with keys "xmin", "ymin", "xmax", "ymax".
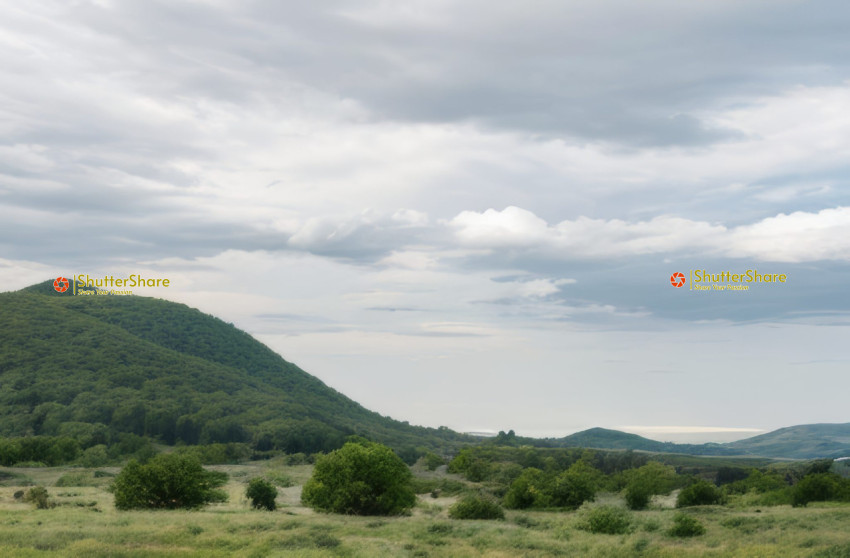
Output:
[
  {"xmin": 447, "ymin": 494, "xmax": 505, "ymax": 520},
  {"xmin": 1, "ymin": 452, "xmax": 849, "ymax": 557},
  {"xmin": 110, "ymin": 453, "xmax": 228, "ymax": 510}
]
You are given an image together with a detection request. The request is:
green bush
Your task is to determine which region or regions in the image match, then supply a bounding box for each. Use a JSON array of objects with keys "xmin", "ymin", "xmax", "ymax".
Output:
[
  {"xmin": 301, "ymin": 440, "xmax": 415, "ymax": 515},
  {"xmin": 264, "ymin": 471, "xmax": 294, "ymax": 488},
  {"xmin": 623, "ymin": 462, "xmax": 678, "ymax": 509},
  {"xmin": 503, "ymin": 468, "xmax": 547, "ymax": 509},
  {"xmin": 669, "ymin": 513, "xmax": 706, "ymax": 537},
  {"xmin": 55, "ymin": 472, "xmax": 96, "ymax": 487},
  {"xmin": 79, "ymin": 445, "xmax": 110, "ymax": 468},
  {"xmin": 23, "ymin": 486, "xmax": 51, "ymax": 509},
  {"xmin": 577, "ymin": 505, "xmax": 632, "ymax": 535},
  {"xmin": 624, "ymin": 482, "xmax": 651, "ymax": 510},
  {"xmin": 792, "ymin": 473, "xmax": 841, "ymax": 507},
  {"xmin": 423, "ymin": 452, "xmax": 445, "ymax": 471},
  {"xmin": 246, "ymin": 478, "xmax": 278, "ymax": 511},
  {"xmin": 110, "ymin": 453, "xmax": 228, "ymax": 510},
  {"xmin": 448, "ymin": 494, "xmax": 505, "ymax": 520},
  {"xmin": 550, "ymin": 460, "xmax": 600, "ymax": 509},
  {"xmin": 677, "ymin": 480, "xmax": 723, "ymax": 507}
]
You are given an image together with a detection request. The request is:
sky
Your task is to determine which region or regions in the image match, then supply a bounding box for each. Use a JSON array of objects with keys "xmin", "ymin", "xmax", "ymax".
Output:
[{"xmin": 2, "ymin": 0, "xmax": 849, "ymax": 442}]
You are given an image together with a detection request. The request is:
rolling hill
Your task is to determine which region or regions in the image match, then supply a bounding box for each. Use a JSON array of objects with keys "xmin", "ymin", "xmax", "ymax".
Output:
[
  {"xmin": 556, "ymin": 427, "xmax": 734, "ymax": 456},
  {"xmin": 553, "ymin": 425, "xmax": 850, "ymax": 460},
  {"xmin": 725, "ymin": 423, "xmax": 850, "ymax": 459},
  {"xmin": 0, "ymin": 280, "xmax": 471, "ymax": 458}
]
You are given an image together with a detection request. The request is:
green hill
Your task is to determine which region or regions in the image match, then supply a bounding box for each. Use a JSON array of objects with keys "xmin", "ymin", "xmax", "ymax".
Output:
[
  {"xmin": 553, "ymin": 425, "xmax": 850, "ymax": 460},
  {"xmin": 558, "ymin": 427, "xmax": 669, "ymax": 451},
  {"xmin": 556, "ymin": 427, "xmax": 737, "ymax": 456},
  {"xmin": 725, "ymin": 423, "xmax": 850, "ymax": 459},
  {"xmin": 0, "ymin": 281, "xmax": 470, "ymax": 459}
]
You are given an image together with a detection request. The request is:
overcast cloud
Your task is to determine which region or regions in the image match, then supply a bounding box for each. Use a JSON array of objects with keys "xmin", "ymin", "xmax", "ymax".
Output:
[{"xmin": 2, "ymin": 0, "xmax": 849, "ymax": 441}]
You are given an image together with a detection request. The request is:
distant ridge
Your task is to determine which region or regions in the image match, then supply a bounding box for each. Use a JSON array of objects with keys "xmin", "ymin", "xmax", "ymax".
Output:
[
  {"xmin": 725, "ymin": 423, "xmax": 850, "ymax": 459},
  {"xmin": 554, "ymin": 424, "xmax": 850, "ymax": 460}
]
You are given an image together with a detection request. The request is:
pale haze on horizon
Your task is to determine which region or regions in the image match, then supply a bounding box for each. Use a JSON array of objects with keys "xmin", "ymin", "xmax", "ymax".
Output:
[{"xmin": 2, "ymin": 1, "xmax": 849, "ymax": 443}]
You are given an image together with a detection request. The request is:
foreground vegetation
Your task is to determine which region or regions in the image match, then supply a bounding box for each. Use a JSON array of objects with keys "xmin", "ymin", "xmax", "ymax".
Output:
[{"xmin": 2, "ymin": 454, "xmax": 850, "ymax": 557}]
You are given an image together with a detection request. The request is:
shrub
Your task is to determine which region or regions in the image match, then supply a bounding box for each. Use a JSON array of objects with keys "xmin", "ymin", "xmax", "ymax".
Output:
[
  {"xmin": 623, "ymin": 462, "xmax": 678, "ymax": 509},
  {"xmin": 423, "ymin": 452, "xmax": 445, "ymax": 471},
  {"xmin": 111, "ymin": 453, "xmax": 228, "ymax": 510},
  {"xmin": 625, "ymin": 482, "xmax": 652, "ymax": 510},
  {"xmin": 577, "ymin": 505, "xmax": 632, "ymax": 535},
  {"xmin": 465, "ymin": 459, "xmax": 491, "ymax": 482},
  {"xmin": 79, "ymin": 445, "xmax": 110, "ymax": 468},
  {"xmin": 503, "ymin": 468, "xmax": 547, "ymax": 509},
  {"xmin": 301, "ymin": 440, "xmax": 415, "ymax": 515},
  {"xmin": 55, "ymin": 472, "xmax": 96, "ymax": 487},
  {"xmin": 23, "ymin": 486, "xmax": 51, "ymax": 509},
  {"xmin": 669, "ymin": 513, "xmax": 705, "ymax": 537},
  {"xmin": 792, "ymin": 473, "xmax": 840, "ymax": 507},
  {"xmin": 264, "ymin": 471, "xmax": 294, "ymax": 487},
  {"xmin": 448, "ymin": 494, "xmax": 505, "ymax": 520},
  {"xmin": 550, "ymin": 460, "xmax": 600, "ymax": 509},
  {"xmin": 677, "ymin": 480, "xmax": 723, "ymax": 507},
  {"xmin": 246, "ymin": 478, "xmax": 278, "ymax": 511}
]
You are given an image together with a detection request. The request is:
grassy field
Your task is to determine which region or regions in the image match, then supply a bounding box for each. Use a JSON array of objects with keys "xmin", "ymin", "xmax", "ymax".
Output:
[{"xmin": 2, "ymin": 462, "xmax": 850, "ymax": 557}]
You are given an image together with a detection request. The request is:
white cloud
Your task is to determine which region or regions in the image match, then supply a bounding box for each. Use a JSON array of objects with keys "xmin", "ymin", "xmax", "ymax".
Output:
[
  {"xmin": 449, "ymin": 205, "xmax": 850, "ymax": 262},
  {"xmin": 728, "ymin": 207, "xmax": 850, "ymax": 262}
]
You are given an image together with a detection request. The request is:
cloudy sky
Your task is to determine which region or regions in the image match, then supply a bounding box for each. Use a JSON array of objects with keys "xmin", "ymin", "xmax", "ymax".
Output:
[{"xmin": 2, "ymin": 0, "xmax": 849, "ymax": 442}]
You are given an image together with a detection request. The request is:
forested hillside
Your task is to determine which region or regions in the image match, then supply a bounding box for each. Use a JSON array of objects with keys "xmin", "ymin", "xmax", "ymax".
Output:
[{"xmin": 0, "ymin": 281, "xmax": 470, "ymax": 461}]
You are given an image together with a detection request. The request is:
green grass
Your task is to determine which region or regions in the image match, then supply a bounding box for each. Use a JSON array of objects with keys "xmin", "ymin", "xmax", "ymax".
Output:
[{"xmin": 2, "ymin": 464, "xmax": 850, "ymax": 557}]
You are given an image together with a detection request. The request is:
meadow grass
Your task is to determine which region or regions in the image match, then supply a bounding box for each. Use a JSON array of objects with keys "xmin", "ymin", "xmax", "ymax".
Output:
[{"xmin": 2, "ymin": 463, "xmax": 850, "ymax": 557}]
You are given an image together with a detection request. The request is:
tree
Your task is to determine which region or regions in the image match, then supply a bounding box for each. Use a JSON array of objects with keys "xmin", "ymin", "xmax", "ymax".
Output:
[
  {"xmin": 792, "ymin": 473, "xmax": 840, "ymax": 507},
  {"xmin": 111, "ymin": 453, "xmax": 228, "ymax": 510},
  {"xmin": 246, "ymin": 478, "xmax": 278, "ymax": 511},
  {"xmin": 676, "ymin": 479, "xmax": 723, "ymax": 507},
  {"xmin": 301, "ymin": 440, "xmax": 415, "ymax": 515},
  {"xmin": 624, "ymin": 481, "xmax": 652, "ymax": 510},
  {"xmin": 503, "ymin": 468, "xmax": 547, "ymax": 509},
  {"xmin": 624, "ymin": 462, "xmax": 678, "ymax": 510},
  {"xmin": 550, "ymin": 460, "xmax": 600, "ymax": 509}
]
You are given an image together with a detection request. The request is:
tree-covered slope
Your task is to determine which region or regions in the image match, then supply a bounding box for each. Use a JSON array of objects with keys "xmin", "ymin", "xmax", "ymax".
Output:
[{"xmin": 0, "ymin": 281, "xmax": 470, "ymax": 456}]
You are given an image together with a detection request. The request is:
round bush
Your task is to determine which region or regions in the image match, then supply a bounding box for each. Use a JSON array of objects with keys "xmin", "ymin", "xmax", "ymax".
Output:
[
  {"xmin": 676, "ymin": 480, "xmax": 723, "ymax": 507},
  {"xmin": 578, "ymin": 505, "xmax": 632, "ymax": 535},
  {"xmin": 111, "ymin": 453, "xmax": 228, "ymax": 510},
  {"xmin": 448, "ymin": 494, "xmax": 505, "ymax": 520},
  {"xmin": 669, "ymin": 513, "xmax": 705, "ymax": 537},
  {"xmin": 246, "ymin": 478, "xmax": 278, "ymax": 511},
  {"xmin": 301, "ymin": 440, "xmax": 415, "ymax": 515},
  {"xmin": 625, "ymin": 482, "xmax": 651, "ymax": 510},
  {"xmin": 792, "ymin": 473, "xmax": 839, "ymax": 507}
]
